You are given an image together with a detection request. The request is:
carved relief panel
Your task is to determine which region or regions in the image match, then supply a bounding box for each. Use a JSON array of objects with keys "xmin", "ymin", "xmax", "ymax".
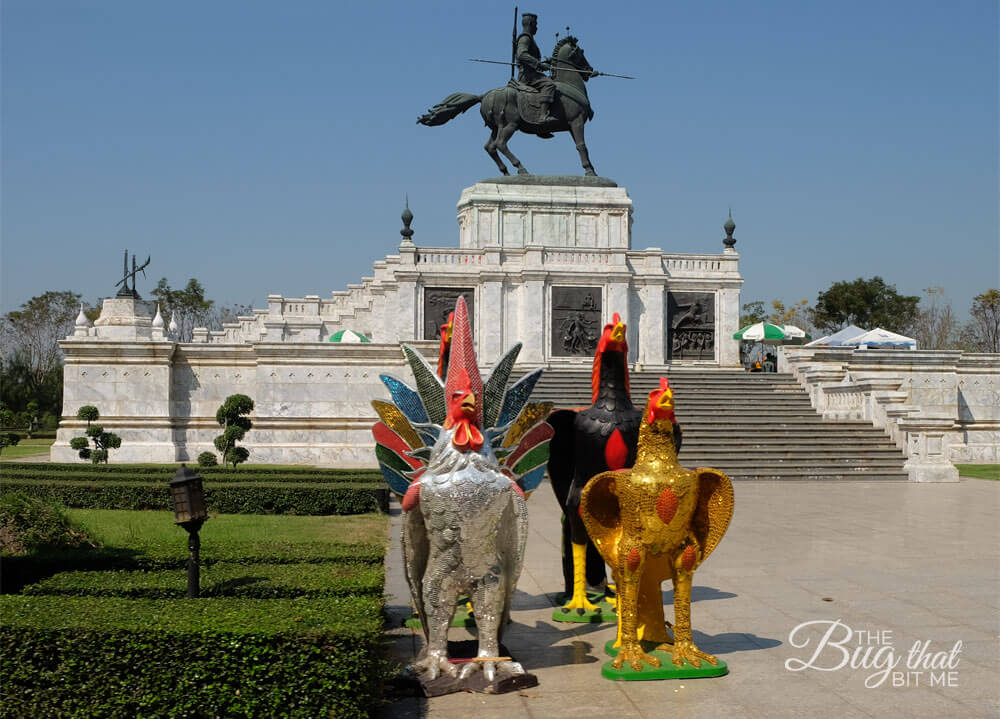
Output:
[
  {"xmin": 551, "ymin": 286, "xmax": 602, "ymax": 357},
  {"xmin": 423, "ymin": 288, "xmax": 475, "ymax": 340},
  {"xmin": 668, "ymin": 291, "xmax": 716, "ymax": 360}
]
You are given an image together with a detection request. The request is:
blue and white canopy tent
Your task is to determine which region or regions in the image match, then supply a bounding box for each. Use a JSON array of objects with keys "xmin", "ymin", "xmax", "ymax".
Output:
[
  {"xmin": 840, "ymin": 328, "xmax": 916, "ymax": 349},
  {"xmin": 804, "ymin": 324, "xmax": 866, "ymax": 347}
]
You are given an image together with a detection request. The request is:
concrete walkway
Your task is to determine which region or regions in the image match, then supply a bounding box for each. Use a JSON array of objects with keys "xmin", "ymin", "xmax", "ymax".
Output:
[{"xmin": 381, "ymin": 478, "xmax": 999, "ymax": 719}]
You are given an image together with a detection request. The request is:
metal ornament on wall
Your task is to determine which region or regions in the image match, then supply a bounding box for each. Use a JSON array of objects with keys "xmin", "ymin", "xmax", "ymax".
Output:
[
  {"xmin": 551, "ymin": 286, "xmax": 602, "ymax": 357},
  {"xmin": 668, "ymin": 292, "xmax": 715, "ymax": 360},
  {"xmin": 424, "ymin": 288, "xmax": 474, "ymax": 341}
]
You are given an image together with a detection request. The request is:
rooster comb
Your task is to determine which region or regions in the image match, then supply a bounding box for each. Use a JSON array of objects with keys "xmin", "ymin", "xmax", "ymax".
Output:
[{"xmin": 443, "ymin": 297, "xmax": 483, "ymax": 425}]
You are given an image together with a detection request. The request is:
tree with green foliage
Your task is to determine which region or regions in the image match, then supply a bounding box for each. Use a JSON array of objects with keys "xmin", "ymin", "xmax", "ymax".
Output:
[
  {"xmin": 214, "ymin": 394, "xmax": 254, "ymax": 469},
  {"xmin": 151, "ymin": 278, "xmax": 214, "ymax": 343},
  {"xmin": 0, "ymin": 404, "xmax": 21, "ymax": 456},
  {"xmin": 740, "ymin": 301, "xmax": 767, "ymax": 327},
  {"xmin": 69, "ymin": 406, "xmax": 122, "ymax": 464},
  {"xmin": 769, "ymin": 299, "xmax": 812, "ymax": 331},
  {"xmin": 961, "ymin": 289, "xmax": 1000, "ymax": 353},
  {"xmin": 810, "ymin": 276, "xmax": 919, "ymax": 334},
  {"xmin": 1, "ymin": 290, "xmax": 81, "ymax": 419}
]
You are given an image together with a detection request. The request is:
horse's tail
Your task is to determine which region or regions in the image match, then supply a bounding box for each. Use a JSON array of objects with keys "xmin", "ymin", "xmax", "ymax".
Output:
[{"xmin": 417, "ymin": 92, "xmax": 482, "ymax": 126}]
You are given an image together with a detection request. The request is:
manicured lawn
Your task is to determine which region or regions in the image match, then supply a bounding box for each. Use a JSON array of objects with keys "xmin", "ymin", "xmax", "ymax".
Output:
[
  {"xmin": 955, "ymin": 464, "xmax": 999, "ymax": 480},
  {"xmin": 65, "ymin": 509, "xmax": 388, "ymax": 563},
  {"xmin": 0, "ymin": 438, "xmax": 53, "ymax": 459}
]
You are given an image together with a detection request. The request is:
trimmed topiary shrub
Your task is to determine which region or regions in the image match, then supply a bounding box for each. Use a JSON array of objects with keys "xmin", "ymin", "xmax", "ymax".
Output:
[
  {"xmin": 214, "ymin": 394, "xmax": 254, "ymax": 469},
  {"xmin": 71, "ymin": 406, "xmax": 122, "ymax": 464},
  {"xmin": 197, "ymin": 451, "xmax": 219, "ymax": 467}
]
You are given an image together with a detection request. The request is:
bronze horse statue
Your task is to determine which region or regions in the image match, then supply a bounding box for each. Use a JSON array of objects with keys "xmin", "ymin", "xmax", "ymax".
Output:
[{"xmin": 418, "ymin": 36, "xmax": 598, "ymax": 176}]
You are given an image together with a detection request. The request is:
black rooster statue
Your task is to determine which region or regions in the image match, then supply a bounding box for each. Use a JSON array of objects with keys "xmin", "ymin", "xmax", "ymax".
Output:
[{"xmin": 547, "ymin": 312, "xmax": 682, "ymax": 621}]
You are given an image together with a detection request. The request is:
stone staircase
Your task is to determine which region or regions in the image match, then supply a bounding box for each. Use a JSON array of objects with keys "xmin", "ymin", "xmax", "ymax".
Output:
[{"xmin": 527, "ymin": 368, "xmax": 909, "ymax": 480}]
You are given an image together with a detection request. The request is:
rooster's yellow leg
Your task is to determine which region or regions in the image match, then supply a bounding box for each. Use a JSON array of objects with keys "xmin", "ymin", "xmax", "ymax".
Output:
[
  {"xmin": 560, "ymin": 542, "xmax": 601, "ymax": 613},
  {"xmin": 604, "ymin": 581, "xmax": 618, "ymax": 609},
  {"xmin": 612, "ymin": 544, "xmax": 660, "ymax": 671},
  {"xmin": 666, "ymin": 562, "xmax": 718, "ymax": 668},
  {"xmin": 636, "ymin": 553, "xmax": 673, "ymax": 644}
]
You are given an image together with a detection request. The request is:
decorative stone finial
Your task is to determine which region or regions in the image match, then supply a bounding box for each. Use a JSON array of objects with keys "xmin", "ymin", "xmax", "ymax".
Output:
[
  {"xmin": 168, "ymin": 314, "xmax": 179, "ymax": 336},
  {"xmin": 152, "ymin": 303, "xmax": 165, "ymax": 328},
  {"xmin": 400, "ymin": 196, "xmax": 414, "ymax": 244},
  {"xmin": 723, "ymin": 209, "xmax": 736, "ymax": 249},
  {"xmin": 75, "ymin": 303, "xmax": 92, "ymax": 328}
]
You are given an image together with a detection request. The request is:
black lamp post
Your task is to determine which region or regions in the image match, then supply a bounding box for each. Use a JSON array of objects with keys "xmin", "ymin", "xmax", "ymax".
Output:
[{"xmin": 169, "ymin": 464, "xmax": 208, "ymax": 598}]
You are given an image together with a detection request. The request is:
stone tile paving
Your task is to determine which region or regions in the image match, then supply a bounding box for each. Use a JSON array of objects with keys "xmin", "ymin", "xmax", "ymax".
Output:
[{"xmin": 380, "ymin": 478, "xmax": 999, "ymax": 718}]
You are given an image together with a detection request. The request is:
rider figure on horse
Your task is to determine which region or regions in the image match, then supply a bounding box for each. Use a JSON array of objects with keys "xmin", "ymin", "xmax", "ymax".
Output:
[{"xmin": 515, "ymin": 13, "xmax": 559, "ymax": 125}]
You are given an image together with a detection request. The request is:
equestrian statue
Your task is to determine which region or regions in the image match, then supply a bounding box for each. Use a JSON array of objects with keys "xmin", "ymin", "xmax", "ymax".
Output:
[{"xmin": 418, "ymin": 12, "xmax": 631, "ymax": 177}]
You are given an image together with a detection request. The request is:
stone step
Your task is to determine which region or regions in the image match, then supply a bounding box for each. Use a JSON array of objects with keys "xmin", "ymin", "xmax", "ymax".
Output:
[
  {"xmin": 678, "ymin": 446, "xmax": 904, "ymax": 457},
  {"xmin": 684, "ymin": 432, "xmax": 896, "ymax": 451},
  {"xmin": 722, "ymin": 470, "xmax": 908, "ymax": 481},
  {"xmin": 678, "ymin": 455, "xmax": 906, "ymax": 467},
  {"xmin": 525, "ymin": 367, "xmax": 909, "ymax": 480}
]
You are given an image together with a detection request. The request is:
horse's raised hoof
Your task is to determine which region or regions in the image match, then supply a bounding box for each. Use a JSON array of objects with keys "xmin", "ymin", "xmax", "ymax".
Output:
[{"xmin": 517, "ymin": 167, "xmax": 531, "ymax": 176}]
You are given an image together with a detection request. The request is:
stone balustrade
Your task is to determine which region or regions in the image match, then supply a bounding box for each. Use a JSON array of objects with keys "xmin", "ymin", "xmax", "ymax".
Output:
[{"xmin": 781, "ymin": 346, "xmax": 1000, "ymax": 478}]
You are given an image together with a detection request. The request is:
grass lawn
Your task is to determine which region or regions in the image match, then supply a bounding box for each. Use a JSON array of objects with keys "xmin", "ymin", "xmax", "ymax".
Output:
[
  {"xmin": 0, "ymin": 438, "xmax": 54, "ymax": 459},
  {"xmin": 65, "ymin": 509, "xmax": 388, "ymax": 562},
  {"xmin": 955, "ymin": 464, "xmax": 999, "ymax": 480}
]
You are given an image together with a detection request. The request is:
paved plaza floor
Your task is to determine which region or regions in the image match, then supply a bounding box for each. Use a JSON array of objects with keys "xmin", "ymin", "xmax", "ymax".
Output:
[{"xmin": 380, "ymin": 477, "xmax": 999, "ymax": 719}]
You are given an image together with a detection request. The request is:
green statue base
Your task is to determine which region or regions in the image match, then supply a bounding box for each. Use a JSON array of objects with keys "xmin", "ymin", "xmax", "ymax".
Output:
[
  {"xmin": 602, "ymin": 640, "xmax": 728, "ymax": 680},
  {"xmin": 404, "ymin": 597, "xmax": 476, "ymax": 629},
  {"xmin": 551, "ymin": 590, "xmax": 617, "ymax": 623}
]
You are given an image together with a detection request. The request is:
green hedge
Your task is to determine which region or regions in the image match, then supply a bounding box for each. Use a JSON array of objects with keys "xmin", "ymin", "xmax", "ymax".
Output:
[
  {"xmin": 1, "ymin": 478, "xmax": 389, "ymax": 515},
  {"xmin": 23, "ymin": 562, "xmax": 384, "ymax": 600},
  {"xmin": 1, "ymin": 463, "xmax": 382, "ymax": 485},
  {"xmin": 1, "ymin": 595, "xmax": 389, "ymax": 718},
  {"xmin": 3, "ymin": 461, "xmax": 381, "ymax": 478},
  {"xmin": 0, "ymin": 469, "xmax": 383, "ymax": 485}
]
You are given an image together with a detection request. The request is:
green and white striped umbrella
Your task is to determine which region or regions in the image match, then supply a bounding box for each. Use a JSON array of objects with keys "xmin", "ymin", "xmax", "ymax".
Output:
[
  {"xmin": 328, "ymin": 329, "xmax": 371, "ymax": 343},
  {"xmin": 733, "ymin": 322, "xmax": 787, "ymax": 342},
  {"xmin": 781, "ymin": 324, "xmax": 812, "ymax": 340}
]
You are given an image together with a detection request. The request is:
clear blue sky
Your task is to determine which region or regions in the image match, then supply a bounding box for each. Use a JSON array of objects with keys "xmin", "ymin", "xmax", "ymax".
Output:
[{"xmin": 2, "ymin": 1, "xmax": 997, "ymax": 321}]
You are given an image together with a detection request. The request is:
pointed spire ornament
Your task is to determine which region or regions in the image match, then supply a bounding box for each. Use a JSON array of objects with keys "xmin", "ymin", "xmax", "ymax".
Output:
[
  {"xmin": 400, "ymin": 196, "xmax": 414, "ymax": 245},
  {"xmin": 152, "ymin": 303, "xmax": 165, "ymax": 328},
  {"xmin": 723, "ymin": 209, "xmax": 736, "ymax": 249},
  {"xmin": 75, "ymin": 303, "xmax": 92, "ymax": 328}
]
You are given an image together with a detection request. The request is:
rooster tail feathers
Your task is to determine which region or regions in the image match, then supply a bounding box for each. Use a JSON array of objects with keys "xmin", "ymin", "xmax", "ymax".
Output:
[
  {"xmin": 482, "ymin": 342, "xmax": 522, "ymax": 428},
  {"xmin": 495, "ymin": 368, "xmax": 543, "ymax": 428},
  {"xmin": 379, "ymin": 374, "xmax": 430, "ymax": 425},
  {"xmin": 373, "ymin": 419, "xmax": 425, "ymax": 496},
  {"xmin": 400, "ymin": 345, "xmax": 446, "ymax": 424}
]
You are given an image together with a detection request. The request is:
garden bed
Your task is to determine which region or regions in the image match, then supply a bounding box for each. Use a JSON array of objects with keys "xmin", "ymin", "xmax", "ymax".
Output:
[{"xmin": 1, "ymin": 508, "xmax": 392, "ymax": 718}]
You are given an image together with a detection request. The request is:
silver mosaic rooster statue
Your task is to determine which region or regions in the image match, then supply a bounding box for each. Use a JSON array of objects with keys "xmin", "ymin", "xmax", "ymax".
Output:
[{"xmin": 373, "ymin": 297, "xmax": 553, "ymax": 682}]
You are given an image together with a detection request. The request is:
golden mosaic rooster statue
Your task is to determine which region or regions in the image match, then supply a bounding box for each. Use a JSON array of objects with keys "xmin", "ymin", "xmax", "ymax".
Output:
[{"xmin": 580, "ymin": 377, "xmax": 734, "ymax": 676}]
